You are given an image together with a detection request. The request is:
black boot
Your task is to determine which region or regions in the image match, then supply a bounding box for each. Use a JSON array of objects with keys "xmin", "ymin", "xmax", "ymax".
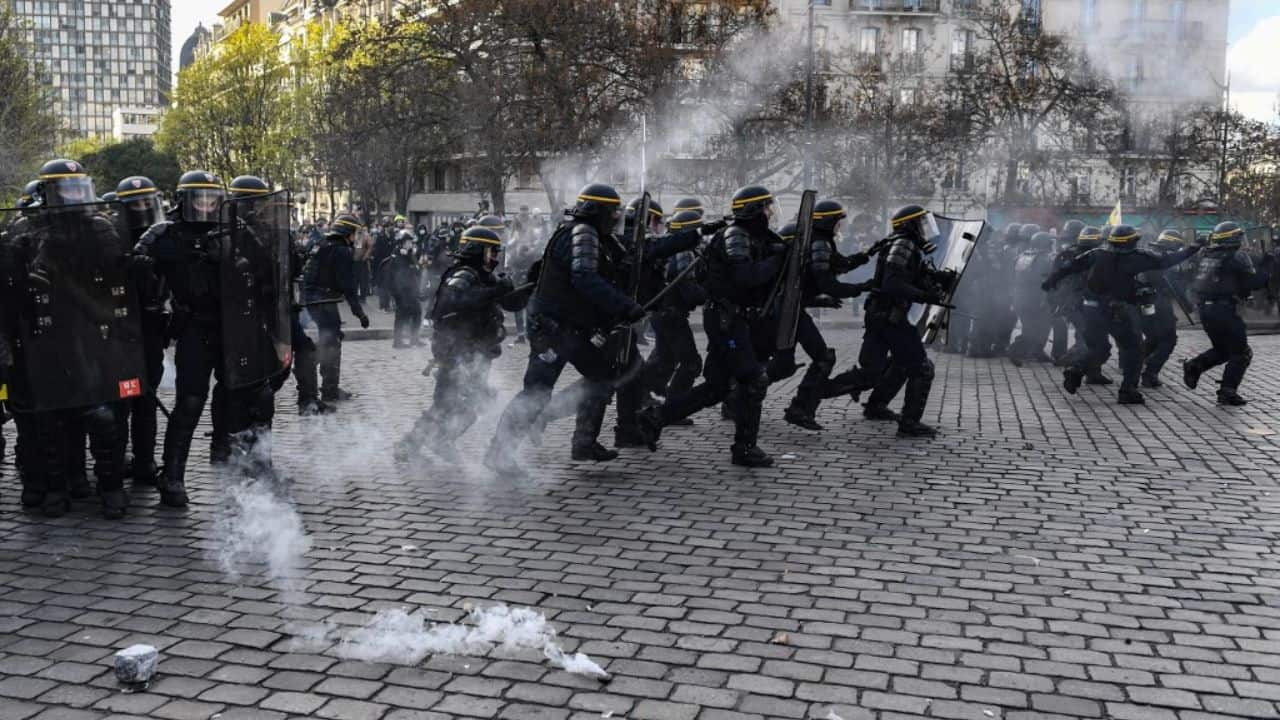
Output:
[
  {"xmin": 321, "ymin": 388, "xmax": 354, "ymax": 402},
  {"xmin": 298, "ymin": 399, "xmax": 335, "ymax": 416},
  {"xmin": 1182, "ymin": 359, "xmax": 1202, "ymax": 390},
  {"xmin": 731, "ymin": 444, "xmax": 774, "ymax": 467},
  {"xmin": 571, "ymin": 385, "xmax": 616, "ymax": 462},
  {"xmin": 159, "ymin": 397, "xmax": 202, "ymax": 508},
  {"xmin": 131, "ymin": 458, "xmax": 159, "ymax": 487},
  {"xmin": 862, "ymin": 403, "xmax": 900, "ymax": 422},
  {"xmin": 101, "ymin": 489, "xmax": 128, "ymax": 520},
  {"xmin": 1062, "ymin": 367, "xmax": 1084, "ymax": 394},
  {"xmin": 635, "ymin": 406, "xmax": 664, "ymax": 450},
  {"xmin": 897, "ymin": 419, "xmax": 938, "ymax": 438},
  {"xmin": 1117, "ymin": 387, "xmax": 1145, "ymax": 405},
  {"xmin": 1085, "ymin": 371, "xmax": 1113, "ymax": 385},
  {"xmin": 897, "ymin": 366, "xmax": 937, "ymax": 438},
  {"xmin": 209, "ymin": 433, "xmax": 231, "ymax": 465},
  {"xmin": 483, "ymin": 442, "xmax": 524, "ymax": 475},
  {"xmin": 1140, "ymin": 373, "xmax": 1162, "ymax": 389},
  {"xmin": 783, "ymin": 397, "xmax": 823, "ymax": 431},
  {"xmin": 614, "ymin": 425, "xmax": 652, "ymax": 449},
  {"xmin": 571, "ymin": 442, "xmax": 619, "ymax": 462},
  {"xmin": 1217, "ymin": 388, "xmax": 1247, "ymax": 406},
  {"xmin": 68, "ymin": 471, "xmax": 93, "ymax": 500}
]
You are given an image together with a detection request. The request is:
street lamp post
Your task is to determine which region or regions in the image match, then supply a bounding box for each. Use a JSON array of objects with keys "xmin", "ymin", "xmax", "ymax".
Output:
[{"xmin": 803, "ymin": 1, "xmax": 830, "ymax": 189}]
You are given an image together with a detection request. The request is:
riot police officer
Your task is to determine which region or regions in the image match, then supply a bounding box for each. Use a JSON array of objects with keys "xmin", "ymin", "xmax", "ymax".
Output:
[
  {"xmin": 302, "ymin": 214, "xmax": 371, "ymax": 403},
  {"xmin": 398, "ymin": 226, "xmax": 528, "ymax": 462},
  {"xmin": 1183, "ymin": 222, "xmax": 1274, "ymax": 405},
  {"xmin": 386, "ymin": 226, "xmax": 425, "ymax": 348},
  {"xmin": 484, "ymin": 183, "xmax": 644, "ymax": 473},
  {"xmin": 781, "ymin": 200, "xmax": 872, "ymax": 430},
  {"xmin": 1137, "ymin": 229, "xmax": 1189, "ymax": 387},
  {"xmin": 1044, "ymin": 225, "xmax": 1199, "ymax": 404},
  {"xmin": 11, "ymin": 159, "xmax": 131, "ymax": 517},
  {"xmin": 115, "ymin": 176, "xmax": 168, "ymax": 485},
  {"xmin": 641, "ymin": 209, "xmax": 707, "ymax": 406},
  {"xmin": 136, "ymin": 170, "xmax": 233, "ymax": 507},
  {"xmin": 1008, "ymin": 231, "xmax": 1057, "ymax": 364},
  {"xmin": 638, "ymin": 185, "xmax": 787, "ymax": 467}
]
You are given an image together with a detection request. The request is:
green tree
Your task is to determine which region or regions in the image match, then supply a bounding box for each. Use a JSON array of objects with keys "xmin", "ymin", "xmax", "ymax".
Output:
[
  {"xmin": 77, "ymin": 138, "xmax": 183, "ymax": 196},
  {"xmin": 0, "ymin": 4, "xmax": 57, "ymax": 203},
  {"xmin": 156, "ymin": 22, "xmax": 305, "ymax": 188}
]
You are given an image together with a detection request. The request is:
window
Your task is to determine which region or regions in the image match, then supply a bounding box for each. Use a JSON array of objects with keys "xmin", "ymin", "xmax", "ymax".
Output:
[
  {"xmin": 1081, "ymin": 0, "xmax": 1098, "ymax": 29},
  {"xmin": 899, "ymin": 88, "xmax": 918, "ymax": 105},
  {"xmin": 951, "ymin": 28, "xmax": 973, "ymax": 56},
  {"xmin": 1121, "ymin": 168, "xmax": 1137, "ymax": 201},
  {"xmin": 859, "ymin": 27, "xmax": 880, "ymax": 55},
  {"xmin": 1069, "ymin": 171, "xmax": 1091, "ymax": 204},
  {"xmin": 901, "ymin": 28, "xmax": 921, "ymax": 55}
]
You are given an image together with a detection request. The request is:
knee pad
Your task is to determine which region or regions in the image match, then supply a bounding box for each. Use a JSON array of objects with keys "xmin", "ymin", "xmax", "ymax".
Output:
[
  {"xmin": 745, "ymin": 372, "xmax": 770, "ymax": 401},
  {"xmin": 1233, "ymin": 346, "xmax": 1254, "ymax": 366},
  {"xmin": 816, "ymin": 348, "xmax": 836, "ymax": 374}
]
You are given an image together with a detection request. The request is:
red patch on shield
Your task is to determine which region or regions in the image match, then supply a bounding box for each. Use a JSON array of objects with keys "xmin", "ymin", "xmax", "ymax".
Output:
[{"xmin": 119, "ymin": 378, "xmax": 142, "ymax": 398}]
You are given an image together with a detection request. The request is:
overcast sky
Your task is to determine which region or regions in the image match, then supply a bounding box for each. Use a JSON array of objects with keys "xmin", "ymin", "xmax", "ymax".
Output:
[{"xmin": 170, "ymin": 1, "xmax": 1280, "ymax": 122}]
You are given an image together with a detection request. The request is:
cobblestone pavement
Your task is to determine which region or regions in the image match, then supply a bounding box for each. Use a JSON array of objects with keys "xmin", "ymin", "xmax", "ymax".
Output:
[{"xmin": 3, "ymin": 328, "xmax": 1280, "ymax": 720}]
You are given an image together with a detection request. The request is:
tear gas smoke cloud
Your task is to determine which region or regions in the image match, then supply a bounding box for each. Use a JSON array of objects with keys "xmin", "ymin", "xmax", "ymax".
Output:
[
  {"xmin": 213, "ymin": 477, "xmax": 312, "ymax": 603},
  {"xmin": 335, "ymin": 604, "xmax": 609, "ymax": 678}
]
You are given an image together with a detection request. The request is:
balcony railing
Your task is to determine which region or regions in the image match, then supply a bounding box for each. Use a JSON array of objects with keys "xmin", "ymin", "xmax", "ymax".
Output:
[
  {"xmin": 850, "ymin": 0, "xmax": 941, "ymax": 14},
  {"xmin": 949, "ymin": 52, "xmax": 975, "ymax": 72}
]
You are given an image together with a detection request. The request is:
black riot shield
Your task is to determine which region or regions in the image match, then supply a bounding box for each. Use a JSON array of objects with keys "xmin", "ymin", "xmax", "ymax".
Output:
[
  {"xmin": 6, "ymin": 203, "xmax": 146, "ymax": 412},
  {"xmin": 911, "ymin": 215, "xmax": 986, "ymax": 344},
  {"xmin": 218, "ymin": 190, "xmax": 293, "ymax": 389},
  {"xmin": 773, "ymin": 190, "xmax": 817, "ymax": 352},
  {"xmin": 616, "ymin": 192, "xmax": 651, "ymax": 369}
]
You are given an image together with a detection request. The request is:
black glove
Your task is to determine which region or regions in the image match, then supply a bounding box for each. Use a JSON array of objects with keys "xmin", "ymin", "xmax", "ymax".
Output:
[
  {"xmin": 624, "ymin": 303, "xmax": 647, "ymax": 323},
  {"xmin": 358, "ymin": 313, "xmax": 370, "ymax": 329},
  {"xmin": 813, "ymin": 296, "xmax": 842, "ymax": 309},
  {"xmin": 700, "ymin": 218, "xmax": 728, "ymax": 236},
  {"xmin": 495, "ymin": 273, "xmax": 516, "ymax": 295},
  {"xmin": 847, "ymin": 251, "xmax": 870, "ymax": 268}
]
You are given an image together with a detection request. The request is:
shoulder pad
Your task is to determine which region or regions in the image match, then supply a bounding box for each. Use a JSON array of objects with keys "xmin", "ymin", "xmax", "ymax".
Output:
[
  {"xmin": 571, "ymin": 222, "xmax": 599, "ymax": 243},
  {"xmin": 724, "ymin": 225, "xmax": 751, "ymax": 259},
  {"xmin": 886, "ymin": 237, "xmax": 915, "ymax": 267},
  {"xmin": 445, "ymin": 267, "xmax": 478, "ymax": 289},
  {"xmin": 1234, "ymin": 251, "xmax": 1256, "ymax": 272},
  {"xmin": 136, "ymin": 220, "xmax": 173, "ymax": 251}
]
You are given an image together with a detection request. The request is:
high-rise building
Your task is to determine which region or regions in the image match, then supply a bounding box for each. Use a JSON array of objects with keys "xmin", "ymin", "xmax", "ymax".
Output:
[{"xmin": 12, "ymin": 0, "xmax": 172, "ymax": 139}]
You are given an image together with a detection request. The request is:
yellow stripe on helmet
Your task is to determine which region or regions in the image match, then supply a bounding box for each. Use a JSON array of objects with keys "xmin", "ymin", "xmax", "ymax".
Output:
[
  {"xmin": 231, "ymin": 187, "xmax": 271, "ymax": 195},
  {"xmin": 335, "ymin": 218, "xmax": 363, "ymax": 230},
  {"xmin": 578, "ymin": 194, "xmax": 621, "ymax": 205},
  {"xmin": 1108, "ymin": 232, "xmax": 1139, "ymax": 243},
  {"xmin": 812, "ymin": 209, "xmax": 845, "ymax": 218},
  {"xmin": 39, "ymin": 172, "xmax": 88, "ymax": 180},
  {"xmin": 115, "ymin": 187, "xmax": 158, "ymax": 198},
  {"xmin": 669, "ymin": 219, "xmax": 700, "ymax": 230},
  {"xmin": 462, "ymin": 235, "xmax": 502, "ymax": 246},
  {"xmin": 1156, "ymin": 232, "xmax": 1184, "ymax": 244},
  {"xmin": 1210, "ymin": 229, "xmax": 1243, "ymax": 240},
  {"xmin": 891, "ymin": 209, "xmax": 927, "ymax": 227},
  {"xmin": 178, "ymin": 183, "xmax": 224, "ymax": 190},
  {"xmin": 731, "ymin": 193, "xmax": 773, "ymax": 208}
]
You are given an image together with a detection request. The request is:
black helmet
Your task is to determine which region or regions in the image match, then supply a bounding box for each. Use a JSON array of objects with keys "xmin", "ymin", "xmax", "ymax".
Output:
[
  {"xmin": 1060, "ymin": 219, "xmax": 1084, "ymax": 245},
  {"xmin": 476, "ymin": 214, "xmax": 506, "ymax": 239},
  {"xmin": 668, "ymin": 209, "xmax": 702, "ymax": 232},
  {"xmin": 673, "ymin": 197, "xmax": 704, "ymax": 219},
  {"xmin": 626, "ymin": 197, "xmax": 665, "ymax": 233},
  {"xmin": 570, "ymin": 183, "xmax": 623, "ymax": 234},
  {"xmin": 730, "ymin": 185, "xmax": 775, "ymax": 223},
  {"xmin": 1099, "ymin": 224, "xmax": 1113, "ymax": 243},
  {"xmin": 1004, "ymin": 223, "xmax": 1022, "ymax": 241},
  {"xmin": 1107, "ymin": 224, "xmax": 1141, "ymax": 252},
  {"xmin": 331, "ymin": 213, "xmax": 363, "ymax": 238},
  {"xmin": 116, "ymin": 176, "xmax": 164, "ymax": 234},
  {"xmin": 777, "ymin": 222, "xmax": 797, "ymax": 242},
  {"xmin": 1153, "ymin": 228, "xmax": 1185, "ymax": 251},
  {"xmin": 891, "ymin": 204, "xmax": 940, "ymax": 245},
  {"xmin": 229, "ymin": 175, "xmax": 270, "ymax": 198},
  {"xmin": 1017, "ymin": 224, "xmax": 1041, "ymax": 243},
  {"xmin": 1209, "ymin": 221, "xmax": 1244, "ymax": 248},
  {"xmin": 101, "ymin": 191, "xmax": 118, "ymax": 203},
  {"xmin": 1029, "ymin": 231, "xmax": 1055, "ymax": 252},
  {"xmin": 458, "ymin": 225, "xmax": 502, "ymax": 270},
  {"xmin": 812, "ymin": 199, "xmax": 846, "ymax": 232},
  {"xmin": 37, "ymin": 158, "xmax": 96, "ymax": 208},
  {"xmin": 17, "ymin": 180, "xmax": 40, "ymax": 208},
  {"xmin": 176, "ymin": 170, "xmax": 225, "ymax": 224},
  {"xmin": 1077, "ymin": 225, "xmax": 1103, "ymax": 248}
]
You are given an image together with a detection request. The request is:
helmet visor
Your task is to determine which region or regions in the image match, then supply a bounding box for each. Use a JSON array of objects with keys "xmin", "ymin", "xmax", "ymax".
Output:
[
  {"xmin": 123, "ymin": 194, "xmax": 163, "ymax": 231},
  {"xmin": 183, "ymin": 188, "xmax": 225, "ymax": 223},
  {"xmin": 483, "ymin": 246, "xmax": 501, "ymax": 271},
  {"xmin": 46, "ymin": 176, "xmax": 96, "ymax": 207},
  {"xmin": 921, "ymin": 212, "xmax": 940, "ymax": 242},
  {"xmin": 764, "ymin": 198, "xmax": 782, "ymax": 230},
  {"xmin": 608, "ymin": 206, "xmax": 624, "ymax": 237}
]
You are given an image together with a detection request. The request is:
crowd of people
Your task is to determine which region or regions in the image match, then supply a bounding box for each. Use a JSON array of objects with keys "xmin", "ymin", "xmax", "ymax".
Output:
[{"xmin": 1, "ymin": 156, "xmax": 1275, "ymax": 521}]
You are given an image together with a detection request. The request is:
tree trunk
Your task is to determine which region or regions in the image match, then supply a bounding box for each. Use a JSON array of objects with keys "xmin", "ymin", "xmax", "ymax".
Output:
[
  {"xmin": 537, "ymin": 164, "xmax": 562, "ymax": 215},
  {"xmin": 1004, "ymin": 158, "xmax": 1019, "ymax": 202},
  {"xmin": 489, "ymin": 171, "xmax": 506, "ymax": 216}
]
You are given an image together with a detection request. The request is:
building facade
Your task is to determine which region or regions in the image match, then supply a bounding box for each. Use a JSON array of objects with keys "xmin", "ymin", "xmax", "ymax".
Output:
[{"xmin": 12, "ymin": 0, "xmax": 172, "ymax": 139}]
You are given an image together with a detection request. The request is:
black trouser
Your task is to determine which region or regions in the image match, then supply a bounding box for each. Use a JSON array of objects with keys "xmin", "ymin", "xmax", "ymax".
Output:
[
  {"xmin": 310, "ymin": 303, "xmax": 344, "ymax": 395},
  {"xmin": 409, "ymin": 351, "xmax": 494, "ymax": 447},
  {"xmin": 291, "ymin": 313, "xmax": 319, "ymax": 406},
  {"xmin": 1070, "ymin": 301, "xmax": 1141, "ymax": 389},
  {"xmin": 122, "ymin": 328, "xmax": 166, "ymax": 469},
  {"xmin": 642, "ymin": 311, "xmax": 702, "ymax": 402},
  {"xmin": 1140, "ymin": 300, "xmax": 1177, "ymax": 379},
  {"xmin": 1189, "ymin": 301, "xmax": 1250, "ymax": 392},
  {"xmin": 491, "ymin": 314, "xmax": 616, "ymax": 455},
  {"xmin": 854, "ymin": 315, "xmax": 934, "ymax": 425},
  {"xmin": 776, "ymin": 311, "xmax": 835, "ymax": 417},
  {"xmin": 657, "ymin": 304, "xmax": 773, "ymax": 451},
  {"xmin": 1059, "ymin": 304, "xmax": 1088, "ymax": 363},
  {"xmin": 393, "ymin": 293, "xmax": 422, "ymax": 345},
  {"xmin": 27, "ymin": 404, "xmax": 124, "ymax": 501},
  {"xmin": 1012, "ymin": 302, "xmax": 1052, "ymax": 359},
  {"xmin": 1050, "ymin": 315, "xmax": 1069, "ymax": 360}
]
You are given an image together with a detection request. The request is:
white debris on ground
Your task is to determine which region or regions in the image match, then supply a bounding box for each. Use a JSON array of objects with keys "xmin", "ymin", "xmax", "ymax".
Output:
[{"xmin": 113, "ymin": 644, "xmax": 158, "ymax": 684}]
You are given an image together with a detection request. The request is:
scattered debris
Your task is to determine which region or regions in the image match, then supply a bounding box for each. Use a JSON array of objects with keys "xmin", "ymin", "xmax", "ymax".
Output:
[
  {"xmin": 771, "ymin": 632, "xmax": 790, "ymax": 645},
  {"xmin": 113, "ymin": 644, "xmax": 158, "ymax": 685}
]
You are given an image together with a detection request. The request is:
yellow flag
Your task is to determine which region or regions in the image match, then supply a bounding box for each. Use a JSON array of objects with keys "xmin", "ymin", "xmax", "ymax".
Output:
[
  {"xmin": 0, "ymin": 384, "xmax": 7, "ymax": 401},
  {"xmin": 1108, "ymin": 200, "xmax": 1122, "ymax": 226}
]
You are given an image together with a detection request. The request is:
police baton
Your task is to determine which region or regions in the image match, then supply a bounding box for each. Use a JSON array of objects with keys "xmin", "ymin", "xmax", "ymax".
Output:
[{"xmin": 639, "ymin": 251, "xmax": 704, "ymax": 314}]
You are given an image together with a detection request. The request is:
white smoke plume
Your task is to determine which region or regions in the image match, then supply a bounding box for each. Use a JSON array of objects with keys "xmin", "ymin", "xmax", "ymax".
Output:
[
  {"xmin": 336, "ymin": 604, "xmax": 609, "ymax": 679},
  {"xmin": 213, "ymin": 478, "xmax": 312, "ymax": 604}
]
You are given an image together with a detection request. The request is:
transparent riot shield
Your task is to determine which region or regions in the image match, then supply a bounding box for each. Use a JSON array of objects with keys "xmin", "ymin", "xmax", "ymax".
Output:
[
  {"xmin": 4, "ymin": 202, "xmax": 146, "ymax": 411},
  {"xmin": 218, "ymin": 190, "xmax": 293, "ymax": 389},
  {"xmin": 912, "ymin": 215, "xmax": 987, "ymax": 343}
]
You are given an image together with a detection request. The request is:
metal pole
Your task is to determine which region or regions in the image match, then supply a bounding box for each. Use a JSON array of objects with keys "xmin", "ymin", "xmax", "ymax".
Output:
[{"xmin": 804, "ymin": 1, "xmax": 815, "ymax": 188}]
